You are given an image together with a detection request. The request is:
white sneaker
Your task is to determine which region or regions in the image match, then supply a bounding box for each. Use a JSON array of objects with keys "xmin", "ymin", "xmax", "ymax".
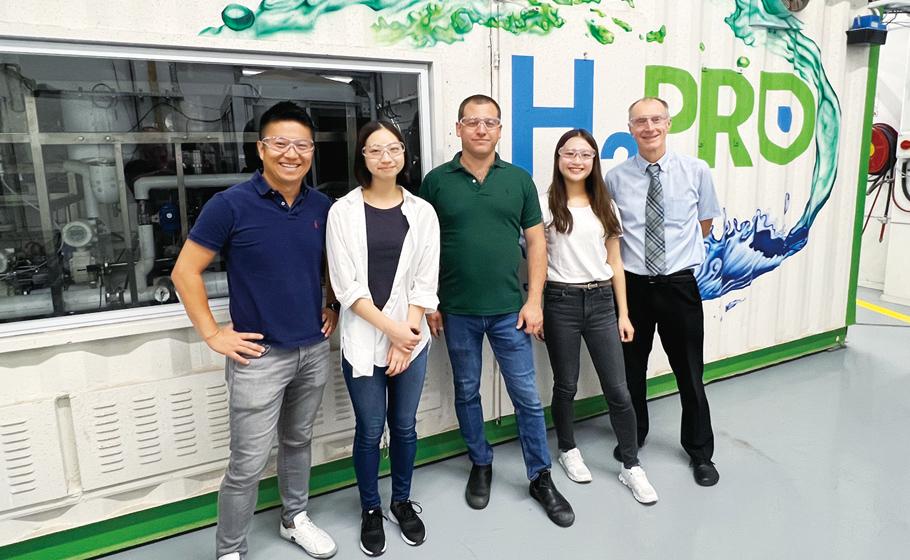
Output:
[
  {"xmin": 279, "ymin": 511, "xmax": 338, "ymax": 558},
  {"xmin": 557, "ymin": 448, "xmax": 593, "ymax": 483},
  {"xmin": 218, "ymin": 554, "xmax": 240, "ymax": 560},
  {"xmin": 619, "ymin": 465, "xmax": 659, "ymax": 505}
]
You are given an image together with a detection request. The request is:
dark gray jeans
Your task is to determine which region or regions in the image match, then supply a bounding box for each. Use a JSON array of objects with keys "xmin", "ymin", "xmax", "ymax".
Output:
[
  {"xmin": 215, "ymin": 339, "xmax": 330, "ymax": 558},
  {"xmin": 543, "ymin": 282, "xmax": 640, "ymax": 468}
]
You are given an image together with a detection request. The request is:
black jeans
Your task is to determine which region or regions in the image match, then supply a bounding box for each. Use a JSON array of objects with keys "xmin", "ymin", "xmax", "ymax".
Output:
[
  {"xmin": 543, "ymin": 281, "xmax": 640, "ymax": 468},
  {"xmin": 623, "ymin": 270, "xmax": 714, "ymax": 462}
]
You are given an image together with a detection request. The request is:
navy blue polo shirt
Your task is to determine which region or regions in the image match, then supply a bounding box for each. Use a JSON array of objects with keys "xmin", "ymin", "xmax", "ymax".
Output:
[{"xmin": 188, "ymin": 170, "xmax": 332, "ymax": 348}]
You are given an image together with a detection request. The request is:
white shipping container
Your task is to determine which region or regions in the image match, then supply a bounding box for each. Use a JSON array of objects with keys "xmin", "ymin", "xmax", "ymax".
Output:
[{"xmin": 0, "ymin": 0, "xmax": 874, "ymax": 555}]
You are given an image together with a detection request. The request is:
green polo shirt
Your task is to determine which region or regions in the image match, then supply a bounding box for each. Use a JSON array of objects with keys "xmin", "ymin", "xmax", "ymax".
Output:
[{"xmin": 420, "ymin": 152, "xmax": 542, "ymax": 315}]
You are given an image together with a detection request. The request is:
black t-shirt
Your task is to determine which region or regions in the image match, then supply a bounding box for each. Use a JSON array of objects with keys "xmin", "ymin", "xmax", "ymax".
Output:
[{"xmin": 365, "ymin": 202, "xmax": 409, "ymax": 311}]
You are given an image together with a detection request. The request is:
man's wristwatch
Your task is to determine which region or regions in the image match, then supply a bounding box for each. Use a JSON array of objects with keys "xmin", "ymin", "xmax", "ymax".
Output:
[{"xmin": 327, "ymin": 301, "xmax": 341, "ymax": 313}]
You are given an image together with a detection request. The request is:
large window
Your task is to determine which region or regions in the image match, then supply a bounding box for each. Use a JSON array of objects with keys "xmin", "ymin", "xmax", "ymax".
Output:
[{"xmin": 0, "ymin": 52, "xmax": 424, "ymax": 325}]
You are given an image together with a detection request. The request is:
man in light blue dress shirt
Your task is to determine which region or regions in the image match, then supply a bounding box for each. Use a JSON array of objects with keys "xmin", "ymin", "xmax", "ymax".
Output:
[{"xmin": 605, "ymin": 96, "xmax": 722, "ymax": 487}]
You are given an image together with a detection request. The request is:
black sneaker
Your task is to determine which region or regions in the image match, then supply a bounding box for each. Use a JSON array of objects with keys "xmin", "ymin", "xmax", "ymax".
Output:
[
  {"xmin": 389, "ymin": 500, "xmax": 426, "ymax": 546},
  {"xmin": 359, "ymin": 508, "xmax": 386, "ymax": 557}
]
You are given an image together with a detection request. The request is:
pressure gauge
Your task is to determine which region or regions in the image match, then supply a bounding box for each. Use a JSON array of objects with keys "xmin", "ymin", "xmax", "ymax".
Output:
[
  {"xmin": 62, "ymin": 220, "xmax": 95, "ymax": 248},
  {"xmin": 154, "ymin": 284, "xmax": 172, "ymax": 303},
  {"xmin": 782, "ymin": 0, "xmax": 810, "ymax": 11}
]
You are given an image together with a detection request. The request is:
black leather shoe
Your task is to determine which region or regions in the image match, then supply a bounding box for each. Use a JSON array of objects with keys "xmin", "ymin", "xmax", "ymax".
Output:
[
  {"xmin": 465, "ymin": 463, "xmax": 492, "ymax": 509},
  {"xmin": 692, "ymin": 460, "xmax": 719, "ymax": 486},
  {"xmin": 529, "ymin": 470, "xmax": 574, "ymax": 527},
  {"xmin": 613, "ymin": 439, "xmax": 646, "ymax": 462}
]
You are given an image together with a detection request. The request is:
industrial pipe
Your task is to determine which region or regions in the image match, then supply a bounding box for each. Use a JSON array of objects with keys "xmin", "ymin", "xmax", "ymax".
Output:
[
  {"xmin": 133, "ymin": 174, "xmax": 248, "ymax": 201},
  {"xmin": 62, "ymin": 160, "xmax": 100, "ymax": 218}
]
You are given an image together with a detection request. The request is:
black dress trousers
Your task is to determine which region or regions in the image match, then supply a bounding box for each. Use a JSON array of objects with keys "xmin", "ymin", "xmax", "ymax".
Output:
[{"xmin": 621, "ymin": 269, "xmax": 714, "ymax": 462}]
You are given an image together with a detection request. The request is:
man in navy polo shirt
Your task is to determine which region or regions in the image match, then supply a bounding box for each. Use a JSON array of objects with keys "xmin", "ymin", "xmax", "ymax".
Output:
[{"xmin": 172, "ymin": 101, "xmax": 340, "ymax": 560}]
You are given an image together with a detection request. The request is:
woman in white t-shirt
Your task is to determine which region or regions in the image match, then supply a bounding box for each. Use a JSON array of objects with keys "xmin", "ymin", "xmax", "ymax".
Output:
[{"xmin": 541, "ymin": 129, "xmax": 658, "ymax": 505}]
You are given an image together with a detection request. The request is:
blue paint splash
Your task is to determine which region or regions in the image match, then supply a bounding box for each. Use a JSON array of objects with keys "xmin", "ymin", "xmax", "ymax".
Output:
[
  {"xmin": 697, "ymin": 0, "xmax": 841, "ymax": 300},
  {"xmin": 777, "ymin": 105, "xmax": 793, "ymax": 133},
  {"xmin": 725, "ymin": 298, "xmax": 745, "ymax": 312}
]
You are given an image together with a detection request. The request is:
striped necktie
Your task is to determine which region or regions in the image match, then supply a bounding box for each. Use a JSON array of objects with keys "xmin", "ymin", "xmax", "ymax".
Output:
[{"xmin": 645, "ymin": 163, "xmax": 666, "ymax": 275}]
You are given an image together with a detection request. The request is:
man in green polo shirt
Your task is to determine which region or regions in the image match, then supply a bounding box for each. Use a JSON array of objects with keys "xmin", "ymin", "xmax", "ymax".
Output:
[{"xmin": 420, "ymin": 94, "xmax": 574, "ymax": 527}]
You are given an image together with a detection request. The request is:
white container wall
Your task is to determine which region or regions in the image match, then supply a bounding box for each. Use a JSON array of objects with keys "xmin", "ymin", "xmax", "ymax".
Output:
[{"xmin": 0, "ymin": 0, "xmax": 873, "ymax": 550}]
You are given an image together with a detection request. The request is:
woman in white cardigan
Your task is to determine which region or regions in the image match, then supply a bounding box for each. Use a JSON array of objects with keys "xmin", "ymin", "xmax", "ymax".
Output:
[{"xmin": 326, "ymin": 120, "xmax": 440, "ymax": 557}]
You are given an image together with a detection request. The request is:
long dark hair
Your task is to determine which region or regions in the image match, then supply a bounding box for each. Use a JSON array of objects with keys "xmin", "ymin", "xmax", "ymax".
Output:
[
  {"xmin": 353, "ymin": 120, "xmax": 411, "ymax": 187},
  {"xmin": 547, "ymin": 129, "xmax": 621, "ymax": 237}
]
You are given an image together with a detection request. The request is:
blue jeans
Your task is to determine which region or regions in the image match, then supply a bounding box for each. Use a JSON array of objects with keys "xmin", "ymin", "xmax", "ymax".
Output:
[
  {"xmin": 342, "ymin": 346, "xmax": 429, "ymax": 510},
  {"xmin": 443, "ymin": 312, "xmax": 551, "ymax": 480}
]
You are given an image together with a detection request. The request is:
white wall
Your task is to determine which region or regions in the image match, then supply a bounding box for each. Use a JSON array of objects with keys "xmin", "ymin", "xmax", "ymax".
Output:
[{"xmin": 860, "ymin": 15, "xmax": 910, "ymax": 289}]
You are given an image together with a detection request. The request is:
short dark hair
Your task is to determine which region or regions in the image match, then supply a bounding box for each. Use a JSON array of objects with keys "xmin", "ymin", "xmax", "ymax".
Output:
[
  {"xmin": 353, "ymin": 120, "xmax": 411, "ymax": 188},
  {"xmin": 458, "ymin": 94, "xmax": 501, "ymax": 120},
  {"xmin": 259, "ymin": 101, "xmax": 315, "ymax": 138}
]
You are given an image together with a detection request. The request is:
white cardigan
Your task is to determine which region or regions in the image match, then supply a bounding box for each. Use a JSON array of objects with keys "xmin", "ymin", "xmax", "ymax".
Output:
[{"xmin": 326, "ymin": 187, "xmax": 440, "ymax": 377}]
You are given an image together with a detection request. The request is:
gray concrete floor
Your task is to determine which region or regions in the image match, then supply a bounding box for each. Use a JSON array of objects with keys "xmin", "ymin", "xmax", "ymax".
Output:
[{"xmin": 105, "ymin": 292, "xmax": 910, "ymax": 560}]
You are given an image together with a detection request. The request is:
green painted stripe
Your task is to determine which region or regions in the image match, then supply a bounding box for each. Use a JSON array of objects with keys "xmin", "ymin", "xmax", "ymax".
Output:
[
  {"xmin": 1, "ymin": 327, "xmax": 846, "ymax": 560},
  {"xmin": 847, "ymin": 44, "xmax": 881, "ymax": 326}
]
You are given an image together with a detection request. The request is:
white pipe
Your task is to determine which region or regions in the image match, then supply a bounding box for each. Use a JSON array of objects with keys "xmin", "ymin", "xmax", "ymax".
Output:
[
  {"xmin": 203, "ymin": 271, "xmax": 229, "ymax": 296},
  {"xmin": 62, "ymin": 160, "xmax": 100, "ymax": 219},
  {"xmin": 130, "ymin": 174, "xmax": 243, "ymax": 293},
  {"xmin": 0, "ymin": 293, "xmax": 55, "ymax": 318},
  {"xmin": 866, "ymin": 1, "xmax": 910, "ymax": 11},
  {"xmin": 136, "ymin": 224, "xmax": 155, "ymax": 291},
  {"xmin": 133, "ymin": 174, "xmax": 248, "ymax": 200},
  {"xmin": 0, "ymin": 272, "xmax": 229, "ymax": 321}
]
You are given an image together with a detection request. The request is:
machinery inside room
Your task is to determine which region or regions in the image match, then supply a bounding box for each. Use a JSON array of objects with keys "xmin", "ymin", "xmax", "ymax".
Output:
[{"xmin": 0, "ymin": 55, "xmax": 422, "ymax": 322}]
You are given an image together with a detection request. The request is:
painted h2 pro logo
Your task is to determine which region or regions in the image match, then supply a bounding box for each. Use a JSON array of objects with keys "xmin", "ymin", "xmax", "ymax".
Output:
[{"xmin": 511, "ymin": 55, "xmax": 816, "ymax": 172}]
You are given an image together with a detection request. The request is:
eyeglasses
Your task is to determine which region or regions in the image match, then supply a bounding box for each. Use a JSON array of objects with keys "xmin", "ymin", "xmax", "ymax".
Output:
[
  {"xmin": 558, "ymin": 148, "xmax": 597, "ymax": 161},
  {"xmin": 629, "ymin": 115, "xmax": 669, "ymax": 128},
  {"xmin": 362, "ymin": 142, "xmax": 405, "ymax": 159},
  {"xmin": 459, "ymin": 117, "xmax": 502, "ymax": 129},
  {"xmin": 260, "ymin": 136, "xmax": 315, "ymax": 153}
]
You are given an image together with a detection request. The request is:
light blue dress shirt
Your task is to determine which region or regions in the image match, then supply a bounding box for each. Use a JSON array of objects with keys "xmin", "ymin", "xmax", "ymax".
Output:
[{"xmin": 605, "ymin": 150, "xmax": 721, "ymax": 276}]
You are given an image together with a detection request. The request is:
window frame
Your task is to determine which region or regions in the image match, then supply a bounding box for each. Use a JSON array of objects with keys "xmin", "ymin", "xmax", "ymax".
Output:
[{"xmin": 0, "ymin": 38, "xmax": 433, "ymax": 341}]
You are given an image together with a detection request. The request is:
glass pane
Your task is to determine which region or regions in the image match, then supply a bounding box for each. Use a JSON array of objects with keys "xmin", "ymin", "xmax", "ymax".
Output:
[{"xmin": 0, "ymin": 54, "xmax": 422, "ymax": 324}]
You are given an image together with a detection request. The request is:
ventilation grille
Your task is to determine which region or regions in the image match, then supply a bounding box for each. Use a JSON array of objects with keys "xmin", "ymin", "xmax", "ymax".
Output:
[
  {"xmin": 71, "ymin": 372, "xmax": 232, "ymax": 491},
  {"xmin": 0, "ymin": 399, "xmax": 68, "ymax": 510}
]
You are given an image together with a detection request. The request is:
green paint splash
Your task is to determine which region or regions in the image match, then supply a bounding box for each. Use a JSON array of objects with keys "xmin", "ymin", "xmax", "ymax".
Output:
[
  {"xmin": 696, "ymin": 0, "xmax": 843, "ymax": 299},
  {"xmin": 221, "ymin": 3, "xmax": 255, "ymax": 31},
  {"xmin": 202, "ymin": 0, "xmax": 659, "ymax": 48},
  {"xmin": 612, "ymin": 17, "xmax": 632, "ymax": 32},
  {"xmin": 587, "ymin": 20, "xmax": 615, "ymax": 44},
  {"xmin": 699, "ymin": 41, "xmax": 706, "ymax": 51},
  {"xmin": 373, "ymin": 4, "xmax": 462, "ymax": 46},
  {"xmin": 373, "ymin": 2, "xmax": 566, "ymax": 46},
  {"xmin": 645, "ymin": 24, "xmax": 667, "ymax": 43},
  {"xmin": 202, "ymin": 0, "xmax": 427, "ymax": 37},
  {"xmin": 736, "ymin": 55, "xmax": 750, "ymax": 68},
  {"xmin": 724, "ymin": 0, "xmax": 839, "ymax": 231}
]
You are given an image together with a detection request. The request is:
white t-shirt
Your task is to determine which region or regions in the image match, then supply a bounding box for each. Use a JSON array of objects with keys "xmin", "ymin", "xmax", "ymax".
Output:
[{"xmin": 540, "ymin": 194, "xmax": 623, "ymax": 284}]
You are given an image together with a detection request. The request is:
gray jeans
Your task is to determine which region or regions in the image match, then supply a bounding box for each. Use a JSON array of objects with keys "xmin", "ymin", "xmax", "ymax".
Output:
[{"xmin": 215, "ymin": 339, "xmax": 330, "ymax": 558}]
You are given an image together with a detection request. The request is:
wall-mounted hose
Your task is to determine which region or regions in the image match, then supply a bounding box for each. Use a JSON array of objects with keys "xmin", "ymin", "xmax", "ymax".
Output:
[{"xmin": 864, "ymin": 123, "xmax": 908, "ymax": 240}]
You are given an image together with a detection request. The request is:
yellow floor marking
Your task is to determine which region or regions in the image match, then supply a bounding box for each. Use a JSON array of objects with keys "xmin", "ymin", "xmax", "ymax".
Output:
[{"xmin": 856, "ymin": 299, "xmax": 910, "ymax": 324}]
